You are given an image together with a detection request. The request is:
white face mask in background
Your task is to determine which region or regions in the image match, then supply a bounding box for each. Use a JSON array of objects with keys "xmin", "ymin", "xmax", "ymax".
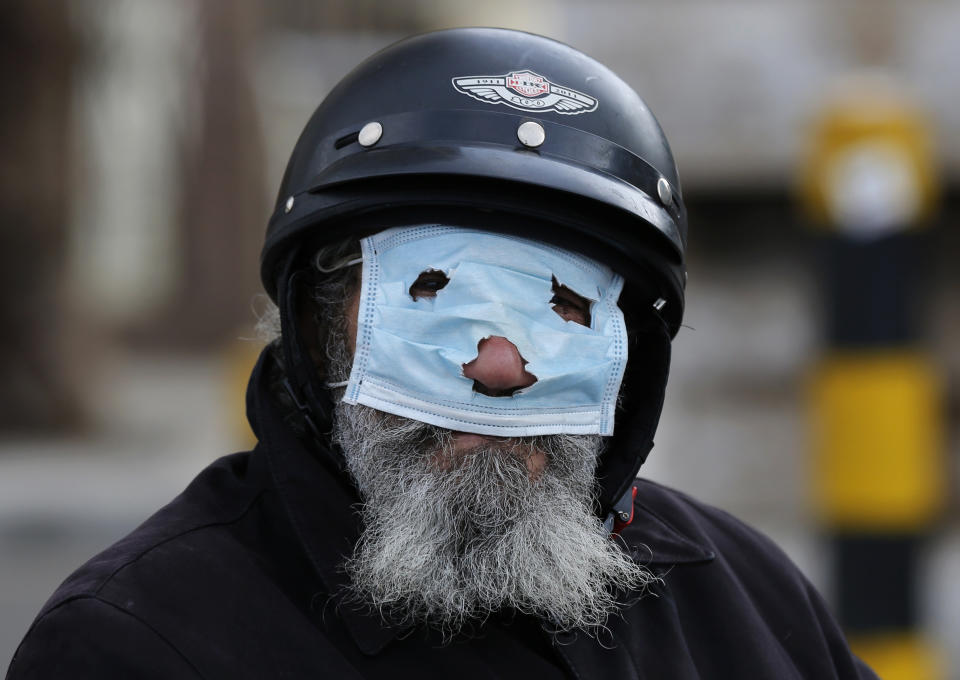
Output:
[{"xmin": 342, "ymin": 226, "xmax": 628, "ymax": 437}]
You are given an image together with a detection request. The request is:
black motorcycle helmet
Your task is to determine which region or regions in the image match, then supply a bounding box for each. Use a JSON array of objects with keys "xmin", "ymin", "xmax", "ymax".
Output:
[{"xmin": 260, "ymin": 27, "xmax": 687, "ymax": 517}]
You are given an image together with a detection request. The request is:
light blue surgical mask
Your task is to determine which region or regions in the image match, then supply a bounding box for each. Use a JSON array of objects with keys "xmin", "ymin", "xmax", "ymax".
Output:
[{"xmin": 341, "ymin": 226, "xmax": 628, "ymax": 436}]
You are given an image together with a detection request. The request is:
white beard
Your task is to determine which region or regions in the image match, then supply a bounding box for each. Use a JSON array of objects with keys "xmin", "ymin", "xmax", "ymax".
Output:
[{"xmin": 334, "ymin": 400, "xmax": 654, "ymax": 637}]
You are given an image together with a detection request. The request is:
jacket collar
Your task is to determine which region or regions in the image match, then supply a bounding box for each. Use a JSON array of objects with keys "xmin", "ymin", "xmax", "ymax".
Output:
[
  {"xmin": 246, "ymin": 349, "xmax": 714, "ymax": 657},
  {"xmin": 624, "ymin": 497, "xmax": 716, "ymax": 566}
]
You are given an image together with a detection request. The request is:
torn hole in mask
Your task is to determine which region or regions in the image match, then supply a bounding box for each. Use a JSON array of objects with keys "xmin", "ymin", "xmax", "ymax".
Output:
[
  {"xmin": 461, "ymin": 336, "xmax": 539, "ymax": 397},
  {"xmin": 409, "ymin": 269, "xmax": 451, "ymax": 300},
  {"xmin": 550, "ymin": 275, "xmax": 594, "ymax": 327}
]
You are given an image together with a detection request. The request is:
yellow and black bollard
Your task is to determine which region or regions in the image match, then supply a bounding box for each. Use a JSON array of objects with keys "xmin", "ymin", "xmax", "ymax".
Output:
[{"xmin": 800, "ymin": 81, "xmax": 945, "ymax": 680}]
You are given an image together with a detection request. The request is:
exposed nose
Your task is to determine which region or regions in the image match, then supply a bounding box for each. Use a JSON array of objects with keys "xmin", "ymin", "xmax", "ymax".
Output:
[{"xmin": 462, "ymin": 336, "xmax": 537, "ymax": 397}]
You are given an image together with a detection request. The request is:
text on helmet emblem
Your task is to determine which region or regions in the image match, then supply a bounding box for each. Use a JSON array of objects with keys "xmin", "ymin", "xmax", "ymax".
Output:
[{"xmin": 452, "ymin": 70, "xmax": 598, "ymax": 115}]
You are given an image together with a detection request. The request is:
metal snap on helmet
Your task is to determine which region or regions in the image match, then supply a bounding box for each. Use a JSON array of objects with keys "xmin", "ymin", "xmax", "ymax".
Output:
[{"xmin": 261, "ymin": 26, "xmax": 687, "ymax": 335}]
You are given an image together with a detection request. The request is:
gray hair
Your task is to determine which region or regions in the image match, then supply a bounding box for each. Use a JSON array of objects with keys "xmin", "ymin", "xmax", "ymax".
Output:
[{"xmin": 254, "ymin": 238, "xmax": 361, "ymax": 381}]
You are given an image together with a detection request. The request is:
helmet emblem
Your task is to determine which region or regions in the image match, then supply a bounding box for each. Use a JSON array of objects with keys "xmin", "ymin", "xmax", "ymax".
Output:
[
  {"xmin": 506, "ymin": 70, "xmax": 549, "ymax": 97},
  {"xmin": 452, "ymin": 70, "xmax": 598, "ymax": 115}
]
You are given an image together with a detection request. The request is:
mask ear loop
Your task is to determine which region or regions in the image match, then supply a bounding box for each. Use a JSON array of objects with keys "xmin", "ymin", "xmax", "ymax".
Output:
[
  {"xmin": 276, "ymin": 250, "xmax": 338, "ymax": 462},
  {"xmin": 314, "ymin": 252, "xmax": 362, "ymax": 273}
]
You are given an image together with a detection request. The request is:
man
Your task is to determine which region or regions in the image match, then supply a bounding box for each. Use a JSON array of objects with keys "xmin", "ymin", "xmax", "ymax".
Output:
[{"xmin": 8, "ymin": 28, "xmax": 877, "ymax": 679}]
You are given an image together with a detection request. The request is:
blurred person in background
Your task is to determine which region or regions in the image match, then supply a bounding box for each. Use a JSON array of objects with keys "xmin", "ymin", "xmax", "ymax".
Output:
[{"xmin": 7, "ymin": 28, "xmax": 877, "ymax": 679}]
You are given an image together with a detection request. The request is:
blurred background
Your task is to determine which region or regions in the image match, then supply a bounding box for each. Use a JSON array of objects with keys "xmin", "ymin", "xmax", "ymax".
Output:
[{"xmin": 1, "ymin": 1, "xmax": 958, "ymax": 677}]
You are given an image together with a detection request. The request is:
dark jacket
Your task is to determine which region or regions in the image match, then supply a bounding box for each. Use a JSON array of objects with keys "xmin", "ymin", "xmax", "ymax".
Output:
[{"xmin": 7, "ymin": 353, "xmax": 877, "ymax": 679}]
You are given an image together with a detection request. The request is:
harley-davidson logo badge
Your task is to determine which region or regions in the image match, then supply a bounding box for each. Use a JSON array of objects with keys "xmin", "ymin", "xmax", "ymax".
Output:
[
  {"xmin": 506, "ymin": 71, "xmax": 549, "ymax": 97},
  {"xmin": 452, "ymin": 70, "xmax": 598, "ymax": 115}
]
